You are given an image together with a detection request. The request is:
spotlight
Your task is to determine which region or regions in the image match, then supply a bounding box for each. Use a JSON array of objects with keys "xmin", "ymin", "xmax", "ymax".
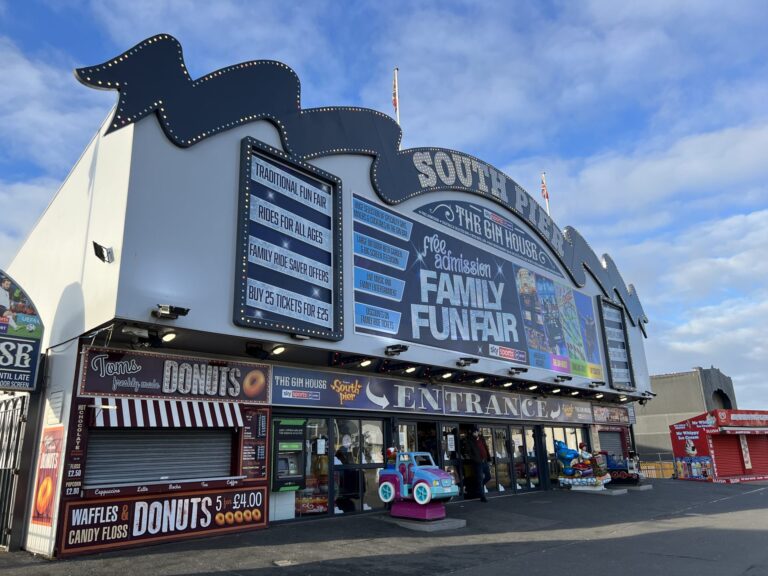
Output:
[
  {"xmin": 151, "ymin": 304, "xmax": 190, "ymax": 320},
  {"xmin": 642, "ymin": 391, "xmax": 657, "ymax": 397},
  {"xmin": 404, "ymin": 366, "xmax": 417, "ymax": 374},
  {"xmin": 385, "ymin": 344, "xmax": 409, "ymax": 356},
  {"xmin": 456, "ymin": 357, "xmax": 479, "ymax": 368},
  {"xmin": 122, "ymin": 326, "xmax": 149, "ymax": 339},
  {"xmin": 551, "ymin": 388, "xmax": 561, "ymax": 394},
  {"xmin": 595, "ymin": 393, "xmax": 604, "ymax": 399},
  {"xmin": 527, "ymin": 384, "xmax": 538, "ymax": 391},
  {"xmin": 508, "ymin": 367, "xmax": 529, "ymax": 376},
  {"xmin": 589, "ymin": 381, "xmax": 605, "ymax": 389},
  {"xmin": 503, "ymin": 382, "xmax": 514, "ymax": 388},
  {"xmin": 291, "ymin": 333, "xmax": 310, "ymax": 340},
  {"xmin": 441, "ymin": 371, "xmax": 453, "ymax": 379},
  {"xmin": 271, "ymin": 344, "xmax": 286, "ymax": 356},
  {"xmin": 92, "ymin": 241, "xmax": 114, "ymax": 263},
  {"xmin": 554, "ymin": 375, "xmax": 573, "ymax": 383},
  {"xmin": 474, "ymin": 377, "xmax": 485, "ymax": 384},
  {"xmin": 160, "ymin": 330, "xmax": 177, "ymax": 343},
  {"xmin": 619, "ymin": 395, "xmax": 628, "ymax": 402},
  {"xmin": 359, "ymin": 358, "xmax": 373, "ymax": 368},
  {"xmin": 570, "ymin": 390, "xmax": 579, "ymax": 396}
]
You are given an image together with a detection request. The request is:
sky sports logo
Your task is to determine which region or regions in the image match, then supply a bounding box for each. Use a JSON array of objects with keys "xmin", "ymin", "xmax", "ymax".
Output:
[
  {"xmin": 489, "ymin": 344, "xmax": 527, "ymax": 363},
  {"xmin": 282, "ymin": 389, "xmax": 321, "ymax": 401}
]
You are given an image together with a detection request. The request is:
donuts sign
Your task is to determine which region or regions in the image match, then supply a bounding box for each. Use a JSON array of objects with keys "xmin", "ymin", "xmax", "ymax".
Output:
[
  {"xmin": 79, "ymin": 347, "xmax": 270, "ymax": 404},
  {"xmin": 59, "ymin": 487, "xmax": 267, "ymax": 556}
]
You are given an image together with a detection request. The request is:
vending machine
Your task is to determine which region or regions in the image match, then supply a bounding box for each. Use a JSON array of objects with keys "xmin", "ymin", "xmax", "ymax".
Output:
[{"xmin": 272, "ymin": 418, "xmax": 307, "ymax": 492}]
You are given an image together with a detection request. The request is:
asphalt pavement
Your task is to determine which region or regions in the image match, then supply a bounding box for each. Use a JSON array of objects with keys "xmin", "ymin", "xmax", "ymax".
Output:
[{"xmin": 2, "ymin": 480, "xmax": 767, "ymax": 576}]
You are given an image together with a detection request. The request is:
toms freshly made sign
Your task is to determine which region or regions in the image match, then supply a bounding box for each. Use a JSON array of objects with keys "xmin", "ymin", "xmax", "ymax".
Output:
[
  {"xmin": 353, "ymin": 196, "xmax": 603, "ymax": 379},
  {"xmin": 0, "ymin": 269, "xmax": 44, "ymax": 392},
  {"xmin": 272, "ymin": 366, "xmax": 593, "ymax": 424},
  {"xmin": 79, "ymin": 347, "xmax": 270, "ymax": 404},
  {"xmin": 234, "ymin": 139, "xmax": 343, "ymax": 340}
]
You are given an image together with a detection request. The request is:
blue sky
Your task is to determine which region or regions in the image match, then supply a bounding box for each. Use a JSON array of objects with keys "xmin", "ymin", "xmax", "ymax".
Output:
[{"xmin": 0, "ymin": 1, "xmax": 765, "ymax": 407}]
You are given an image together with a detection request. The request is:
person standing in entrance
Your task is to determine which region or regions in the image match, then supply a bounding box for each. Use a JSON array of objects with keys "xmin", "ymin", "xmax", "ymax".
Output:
[{"xmin": 468, "ymin": 427, "xmax": 491, "ymax": 502}]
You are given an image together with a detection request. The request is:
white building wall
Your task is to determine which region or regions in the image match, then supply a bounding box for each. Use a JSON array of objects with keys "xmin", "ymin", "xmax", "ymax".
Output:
[{"xmin": 7, "ymin": 114, "xmax": 133, "ymax": 349}]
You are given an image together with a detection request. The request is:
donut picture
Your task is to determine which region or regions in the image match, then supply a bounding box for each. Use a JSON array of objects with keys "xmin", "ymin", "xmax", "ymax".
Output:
[
  {"xmin": 243, "ymin": 509, "xmax": 253, "ymax": 522},
  {"xmin": 225, "ymin": 511, "xmax": 235, "ymax": 525},
  {"xmin": 242, "ymin": 369, "xmax": 266, "ymax": 399},
  {"xmin": 251, "ymin": 508, "xmax": 262, "ymax": 522},
  {"xmin": 234, "ymin": 510, "xmax": 244, "ymax": 523},
  {"xmin": 215, "ymin": 512, "xmax": 226, "ymax": 526},
  {"xmin": 35, "ymin": 476, "xmax": 53, "ymax": 516}
]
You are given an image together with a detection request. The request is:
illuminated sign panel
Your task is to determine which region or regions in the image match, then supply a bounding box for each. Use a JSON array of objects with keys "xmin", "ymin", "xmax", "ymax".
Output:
[
  {"xmin": 353, "ymin": 196, "xmax": 603, "ymax": 378},
  {"xmin": 235, "ymin": 139, "xmax": 343, "ymax": 340},
  {"xmin": 599, "ymin": 298, "xmax": 635, "ymax": 390}
]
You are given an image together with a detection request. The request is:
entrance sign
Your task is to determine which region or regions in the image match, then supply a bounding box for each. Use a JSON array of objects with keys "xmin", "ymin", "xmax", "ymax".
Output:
[
  {"xmin": 0, "ymin": 269, "xmax": 44, "ymax": 392},
  {"xmin": 271, "ymin": 366, "xmax": 594, "ymax": 424},
  {"xmin": 235, "ymin": 139, "xmax": 343, "ymax": 340}
]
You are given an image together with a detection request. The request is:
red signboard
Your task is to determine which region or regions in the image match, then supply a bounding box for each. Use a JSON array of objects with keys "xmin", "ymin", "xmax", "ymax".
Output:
[
  {"xmin": 714, "ymin": 410, "xmax": 768, "ymax": 428},
  {"xmin": 31, "ymin": 425, "xmax": 64, "ymax": 527},
  {"xmin": 59, "ymin": 486, "xmax": 267, "ymax": 557},
  {"xmin": 79, "ymin": 347, "xmax": 270, "ymax": 404}
]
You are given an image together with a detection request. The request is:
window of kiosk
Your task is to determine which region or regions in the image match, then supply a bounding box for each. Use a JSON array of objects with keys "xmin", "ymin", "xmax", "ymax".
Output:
[{"xmin": 333, "ymin": 418, "xmax": 385, "ymax": 514}]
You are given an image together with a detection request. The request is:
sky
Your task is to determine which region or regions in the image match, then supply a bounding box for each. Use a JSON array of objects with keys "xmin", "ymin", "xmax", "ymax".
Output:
[{"xmin": 0, "ymin": 1, "xmax": 765, "ymax": 408}]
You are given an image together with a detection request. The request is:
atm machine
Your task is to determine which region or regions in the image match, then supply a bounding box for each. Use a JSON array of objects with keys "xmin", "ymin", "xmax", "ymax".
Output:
[{"xmin": 271, "ymin": 418, "xmax": 306, "ymax": 493}]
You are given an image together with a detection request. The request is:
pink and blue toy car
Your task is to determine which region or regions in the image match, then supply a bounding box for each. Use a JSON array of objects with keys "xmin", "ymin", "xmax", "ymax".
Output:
[{"xmin": 378, "ymin": 451, "xmax": 459, "ymax": 505}]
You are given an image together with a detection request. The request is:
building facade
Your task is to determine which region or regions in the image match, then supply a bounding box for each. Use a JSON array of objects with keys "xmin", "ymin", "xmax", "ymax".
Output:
[
  {"xmin": 634, "ymin": 367, "xmax": 737, "ymax": 459},
  {"xmin": 5, "ymin": 34, "xmax": 650, "ymax": 558}
]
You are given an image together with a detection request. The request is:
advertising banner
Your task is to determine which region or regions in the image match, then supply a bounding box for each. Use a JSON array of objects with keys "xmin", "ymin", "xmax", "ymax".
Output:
[
  {"xmin": 271, "ymin": 366, "xmax": 594, "ymax": 424},
  {"xmin": 353, "ymin": 196, "xmax": 603, "ymax": 379},
  {"xmin": 31, "ymin": 425, "xmax": 64, "ymax": 527},
  {"xmin": 235, "ymin": 140, "xmax": 343, "ymax": 340},
  {"xmin": 59, "ymin": 486, "xmax": 267, "ymax": 557},
  {"xmin": 79, "ymin": 347, "xmax": 270, "ymax": 404},
  {"xmin": 0, "ymin": 269, "xmax": 44, "ymax": 392},
  {"xmin": 592, "ymin": 405, "xmax": 630, "ymax": 425},
  {"xmin": 670, "ymin": 414, "xmax": 716, "ymax": 481}
]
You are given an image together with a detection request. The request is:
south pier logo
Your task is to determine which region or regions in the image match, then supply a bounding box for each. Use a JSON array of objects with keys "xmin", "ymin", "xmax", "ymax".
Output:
[{"xmin": 331, "ymin": 379, "xmax": 363, "ymax": 406}]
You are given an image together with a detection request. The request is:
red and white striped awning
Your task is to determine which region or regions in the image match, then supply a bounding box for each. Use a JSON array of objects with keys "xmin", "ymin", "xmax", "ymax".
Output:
[{"xmin": 91, "ymin": 397, "xmax": 244, "ymax": 428}]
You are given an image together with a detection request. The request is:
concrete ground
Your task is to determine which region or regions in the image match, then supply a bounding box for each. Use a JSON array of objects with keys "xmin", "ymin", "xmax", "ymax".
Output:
[{"xmin": 2, "ymin": 480, "xmax": 767, "ymax": 576}]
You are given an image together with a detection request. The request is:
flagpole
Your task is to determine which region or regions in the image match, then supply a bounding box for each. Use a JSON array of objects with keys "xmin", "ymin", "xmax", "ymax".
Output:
[
  {"xmin": 541, "ymin": 171, "xmax": 550, "ymax": 216},
  {"xmin": 392, "ymin": 67, "xmax": 400, "ymax": 125}
]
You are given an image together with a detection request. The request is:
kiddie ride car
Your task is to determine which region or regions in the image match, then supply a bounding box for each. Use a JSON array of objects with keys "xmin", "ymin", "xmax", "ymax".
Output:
[
  {"xmin": 378, "ymin": 451, "xmax": 459, "ymax": 520},
  {"xmin": 554, "ymin": 441, "xmax": 612, "ymax": 491}
]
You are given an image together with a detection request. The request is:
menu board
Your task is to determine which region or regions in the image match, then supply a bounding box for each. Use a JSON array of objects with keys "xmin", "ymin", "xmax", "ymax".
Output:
[
  {"xmin": 235, "ymin": 139, "xmax": 343, "ymax": 340},
  {"xmin": 241, "ymin": 406, "xmax": 270, "ymax": 482},
  {"xmin": 599, "ymin": 299, "xmax": 635, "ymax": 390}
]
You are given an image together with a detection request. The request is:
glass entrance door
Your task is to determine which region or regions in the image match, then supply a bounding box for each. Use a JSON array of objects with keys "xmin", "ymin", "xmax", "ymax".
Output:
[
  {"xmin": 396, "ymin": 421, "xmax": 417, "ymax": 452},
  {"xmin": 440, "ymin": 423, "xmax": 462, "ymax": 488},
  {"xmin": 491, "ymin": 427, "xmax": 513, "ymax": 492}
]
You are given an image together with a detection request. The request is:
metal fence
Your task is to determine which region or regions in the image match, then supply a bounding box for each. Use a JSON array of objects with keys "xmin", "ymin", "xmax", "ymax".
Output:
[
  {"xmin": 0, "ymin": 395, "xmax": 27, "ymax": 550},
  {"xmin": 639, "ymin": 452, "xmax": 676, "ymax": 479}
]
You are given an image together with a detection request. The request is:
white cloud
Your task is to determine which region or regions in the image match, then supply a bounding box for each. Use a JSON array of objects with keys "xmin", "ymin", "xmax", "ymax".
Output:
[{"xmin": 0, "ymin": 36, "xmax": 108, "ymax": 174}]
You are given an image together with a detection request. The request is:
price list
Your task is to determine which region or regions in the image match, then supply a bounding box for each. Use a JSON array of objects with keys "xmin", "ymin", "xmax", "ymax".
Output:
[{"xmin": 241, "ymin": 407, "xmax": 270, "ymax": 481}]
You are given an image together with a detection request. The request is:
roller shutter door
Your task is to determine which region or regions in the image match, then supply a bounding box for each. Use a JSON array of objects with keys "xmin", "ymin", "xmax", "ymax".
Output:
[
  {"xmin": 598, "ymin": 431, "xmax": 624, "ymax": 457},
  {"xmin": 84, "ymin": 429, "xmax": 233, "ymax": 487},
  {"xmin": 711, "ymin": 434, "xmax": 744, "ymax": 478},
  {"xmin": 747, "ymin": 435, "xmax": 768, "ymax": 475}
]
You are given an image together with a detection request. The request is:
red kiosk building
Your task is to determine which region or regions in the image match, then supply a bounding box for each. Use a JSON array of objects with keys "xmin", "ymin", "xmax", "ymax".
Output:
[{"xmin": 670, "ymin": 410, "xmax": 768, "ymax": 483}]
